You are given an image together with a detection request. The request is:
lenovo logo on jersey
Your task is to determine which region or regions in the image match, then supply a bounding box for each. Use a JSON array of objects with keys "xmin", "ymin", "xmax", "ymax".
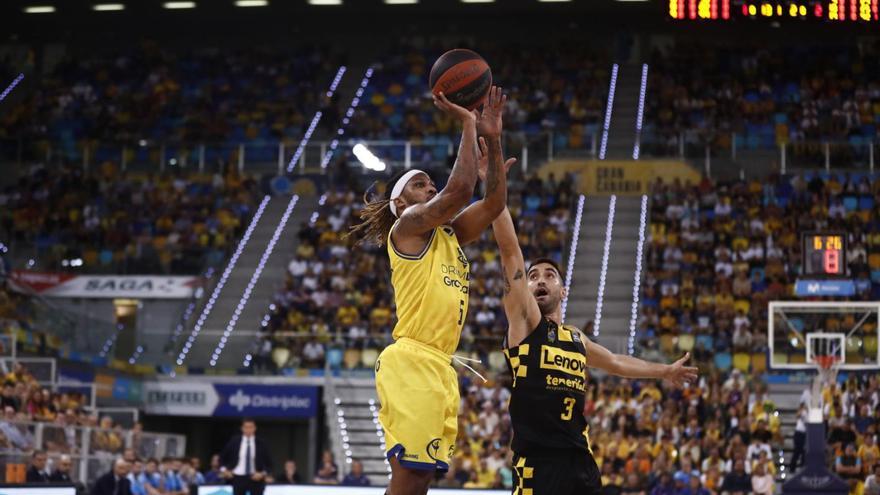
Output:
[{"xmin": 540, "ymin": 345, "xmax": 586, "ymax": 377}]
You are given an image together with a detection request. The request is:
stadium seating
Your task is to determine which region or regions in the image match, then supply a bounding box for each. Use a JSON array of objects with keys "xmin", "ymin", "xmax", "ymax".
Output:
[
  {"xmin": 0, "ymin": 44, "xmax": 339, "ymax": 159},
  {"xmin": 350, "ymin": 40, "xmax": 610, "ymax": 154},
  {"xmin": 253, "ymin": 174, "xmax": 575, "ymax": 374},
  {"xmin": 0, "ymin": 164, "xmax": 259, "ymax": 274},
  {"xmin": 644, "ymin": 43, "xmax": 880, "ymax": 156},
  {"xmin": 639, "ymin": 173, "xmax": 880, "ymax": 368}
]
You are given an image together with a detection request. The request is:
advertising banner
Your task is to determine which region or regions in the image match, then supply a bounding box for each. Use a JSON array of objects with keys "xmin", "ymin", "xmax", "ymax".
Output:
[
  {"xmin": 536, "ymin": 159, "xmax": 702, "ymax": 196},
  {"xmin": 199, "ymin": 486, "xmax": 506, "ymax": 495},
  {"xmin": 794, "ymin": 279, "xmax": 856, "ymax": 297},
  {"xmin": 0, "ymin": 487, "xmax": 76, "ymax": 495},
  {"xmin": 143, "ymin": 382, "xmax": 318, "ymax": 418},
  {"xmin": 9, "ymin": 271, "xmax": 198, "ymax": 299}
]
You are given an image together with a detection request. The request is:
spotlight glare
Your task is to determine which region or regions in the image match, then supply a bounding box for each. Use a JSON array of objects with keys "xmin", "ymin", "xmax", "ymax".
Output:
[
  {"xmin": 92, "ymin": 3, "xmax": 125, "ymax": 10},
  {"xmin": 24, "ymin": 5, "xmax": 55, "ymax": 13}
]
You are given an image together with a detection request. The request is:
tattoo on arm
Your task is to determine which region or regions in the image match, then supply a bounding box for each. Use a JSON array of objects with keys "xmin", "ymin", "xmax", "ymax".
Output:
[{"xmin": 513, "ymin": 269, "xmax": 524, "ymax": 281}]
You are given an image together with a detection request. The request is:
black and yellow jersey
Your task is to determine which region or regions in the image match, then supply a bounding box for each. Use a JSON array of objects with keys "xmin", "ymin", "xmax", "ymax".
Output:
[{"xmin": 503, "ymin": 317, "xmax": 591, "ymax": 455}]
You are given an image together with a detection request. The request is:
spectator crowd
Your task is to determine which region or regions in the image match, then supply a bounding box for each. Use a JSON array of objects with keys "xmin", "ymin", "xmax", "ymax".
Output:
[
  {"xmin": 645, "ymin": 42, "xmax": 880, "ymax": 158},
  {"xmin": 1, "ymin": 163, "xmax": 259, "ymax": 274},
  {"xmin": 249, "ymin": 173, "xmax": 576, "ymax": 372},
  {"xmin": 641, "ymin": 173, "xmax": 880, "ymax": 367}
]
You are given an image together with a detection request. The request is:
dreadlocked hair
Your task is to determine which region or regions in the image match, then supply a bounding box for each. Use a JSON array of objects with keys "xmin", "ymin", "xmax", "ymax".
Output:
[
  {"xmin": 346, "ymin": 169, "xmax": 409, "ymax": 247},
  {"xmin": 347, "ymin": 194, "xmax": 395, "ymax": 247}
]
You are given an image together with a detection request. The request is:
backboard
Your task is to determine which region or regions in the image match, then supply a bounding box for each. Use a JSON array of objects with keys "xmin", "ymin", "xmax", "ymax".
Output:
[{"xmin": 768, "ymin": 301, "xmax": 880, "ymax": 371}]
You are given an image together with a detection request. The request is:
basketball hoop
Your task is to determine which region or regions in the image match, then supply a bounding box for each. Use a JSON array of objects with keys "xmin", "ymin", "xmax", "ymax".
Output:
[{"xmin": 809, "ymin": 354, "xmax": 841, "ymax": 423}]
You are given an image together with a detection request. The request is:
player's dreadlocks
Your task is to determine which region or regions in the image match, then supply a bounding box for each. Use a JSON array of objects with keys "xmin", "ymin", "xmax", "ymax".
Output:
[{"xmin": 346, "ymin": 169, "xmax": 409, "ymax": 247}]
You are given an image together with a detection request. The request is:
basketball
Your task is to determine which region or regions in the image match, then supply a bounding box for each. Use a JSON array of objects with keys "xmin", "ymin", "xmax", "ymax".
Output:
[{"xmin": 429, "ymin": 48, "xmax": 492, "ymax": 110}]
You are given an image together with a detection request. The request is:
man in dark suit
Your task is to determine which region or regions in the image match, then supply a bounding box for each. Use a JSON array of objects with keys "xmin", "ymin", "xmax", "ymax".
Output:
[
  {"xmin": 91, "ymin": 458, "xmax": 132, "ymax": 495},
  {"xmin": 49, "ymin": 454, "xmax": 74, "ymax": 482},
  {"xmin": 25, "ymin": 450, "xmax": 50, "ymax": 482},
  {"xmin": 219, "ymin": 418, "xmax": 273, "ymax": 495}
]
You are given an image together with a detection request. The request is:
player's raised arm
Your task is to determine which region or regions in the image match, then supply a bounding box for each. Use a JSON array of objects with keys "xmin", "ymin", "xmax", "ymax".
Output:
[
  {"xmin": 393, "ymin": 93, "xmax": 479, "ymax": 239},
  {"xmin": 581, "ymin": 337, "xmax": 698, "ymax": 386},
  {"xmin": 492, "ymin": 208, "xmax": 542, "ymax": 347},
  {"xmin": 451, "ymin": 86, "xmax": 512, "ymax": 245}
]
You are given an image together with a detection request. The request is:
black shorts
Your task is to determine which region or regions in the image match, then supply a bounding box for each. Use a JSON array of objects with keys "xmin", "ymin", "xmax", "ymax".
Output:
[{"xmin": 512, "ymin": 450, "xmax": 602, "ymax": 495}]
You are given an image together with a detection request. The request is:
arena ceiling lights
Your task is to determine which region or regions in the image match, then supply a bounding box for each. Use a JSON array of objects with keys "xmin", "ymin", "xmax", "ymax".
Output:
[
  {"xmin": 307, "ymin": 0, "xmax": 342, "ymax": 4},
  {"xmin": 23, "ymin": 5, "xmax": 55, "ymax": 13},
  {"xmin": 92, "ymin": 3, "xmax": 125, "ymax": 10},
  {"xmin": 460, "ymin": 0, "xmax": 495, "ymax": 3},
  {"xmin": 235, "ymin": 0, "xmax": 268, "ymax": 6},
  {"xmin": 384, "ymin": 0, "xmax": 418, "ymax": 3},
  {"xmin": 162, "ymin": 1, "xmax": 195, "ymax": 8}
]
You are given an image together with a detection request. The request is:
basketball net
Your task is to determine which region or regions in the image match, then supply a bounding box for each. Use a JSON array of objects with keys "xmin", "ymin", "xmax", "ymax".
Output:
[{"xmin": 809, "ymin": 355, "xmax": 841, "ymax": 423}]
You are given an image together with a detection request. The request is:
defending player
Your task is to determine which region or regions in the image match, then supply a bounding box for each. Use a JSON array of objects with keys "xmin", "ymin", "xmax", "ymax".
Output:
[
  {"xmin": 348, "ymin": 87, "xmax": 511, "ymax": 495},
  {"xmin": 491, "ymin": 206, "xmax": 699, "ymax": 495}
]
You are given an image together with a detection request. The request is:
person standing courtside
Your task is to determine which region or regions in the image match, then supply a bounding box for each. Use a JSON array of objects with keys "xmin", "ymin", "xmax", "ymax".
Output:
[
  {"xmin": 219, "ymin": 418, "xmax": 273, "ymax": 495},
  {"xmin": 26, "ymin": 450, "xmax": 50, "ymax": 482},
  {"xmin": 91, "ymin": 458, "xmax": 132, "ymax": 495}
]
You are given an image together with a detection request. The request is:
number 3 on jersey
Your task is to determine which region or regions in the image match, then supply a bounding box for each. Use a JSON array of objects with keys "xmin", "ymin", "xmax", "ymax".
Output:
[
  {"xmin": 458, "ymin": 299, "xmax": 464, "ymax": 325},
  {"xmin": 561, "ymin": 397, "xmax": 576, "ymax": 421}
]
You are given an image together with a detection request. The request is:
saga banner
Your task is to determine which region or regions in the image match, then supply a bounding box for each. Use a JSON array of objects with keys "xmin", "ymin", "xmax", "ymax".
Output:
[{"xmin": 9, "ymin": 271, "xmax": 198, "ymax": 299}]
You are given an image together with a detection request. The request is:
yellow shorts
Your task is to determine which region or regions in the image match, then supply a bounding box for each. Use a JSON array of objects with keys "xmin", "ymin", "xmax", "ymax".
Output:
[{"xmin": 375, "ymin": 337, "xmax": 459, "ymax": 472}]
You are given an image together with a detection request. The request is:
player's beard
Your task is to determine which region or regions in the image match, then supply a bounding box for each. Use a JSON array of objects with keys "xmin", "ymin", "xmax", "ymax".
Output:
[{"xmin": 537, "ymin": 291, "xmax": 561, "ymax": 316}]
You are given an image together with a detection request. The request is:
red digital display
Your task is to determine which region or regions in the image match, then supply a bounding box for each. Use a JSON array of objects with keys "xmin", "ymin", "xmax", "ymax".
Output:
[
  {"xmin": 803, "ymin": 233, "xmax": 847, "ymax": 277},
  {"xmin": 669, "ymin": 0, "xmax": 879, "ymax": 20}
]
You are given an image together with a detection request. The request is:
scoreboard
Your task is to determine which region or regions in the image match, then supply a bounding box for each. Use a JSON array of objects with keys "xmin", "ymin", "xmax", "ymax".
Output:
[
  {"xmin": 668, "ymin": 0, "xmax": 879, "ymax": 21},
  {"xmin": 802, "ymin": 232, "xmax": 847, "ymax": 277}
]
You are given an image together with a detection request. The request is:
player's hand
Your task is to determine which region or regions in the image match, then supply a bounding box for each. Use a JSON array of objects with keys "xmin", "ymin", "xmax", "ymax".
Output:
[
  {"xmin": 663, "ymin": 352, "xmax": 699, "ymax": 387},
  {"xmin": 475, "ymin": 85, "xmax": 506, "ymax": 138},
  {"xmin": 476, "ymin": 136, "xmax": 517, "ymax": 182},
  {"xmin": 433, "ymin": 92, "xmax": 476, "ymax": 124}
]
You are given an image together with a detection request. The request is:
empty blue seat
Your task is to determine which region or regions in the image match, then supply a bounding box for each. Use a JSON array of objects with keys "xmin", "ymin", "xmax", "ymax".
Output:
[
  {"xmin": 326, "ymin": 348, "xmax": 343, "ymax": 370},
  {"xmin": 714, "ymin": 353, "xmax": 732, "ymax": 371}
]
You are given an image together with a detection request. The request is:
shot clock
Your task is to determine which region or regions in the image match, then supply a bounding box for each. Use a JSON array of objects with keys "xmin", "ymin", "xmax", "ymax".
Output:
[{"xmin": 802, "ymin": 232, "xmax": 847, "ymax": 277}]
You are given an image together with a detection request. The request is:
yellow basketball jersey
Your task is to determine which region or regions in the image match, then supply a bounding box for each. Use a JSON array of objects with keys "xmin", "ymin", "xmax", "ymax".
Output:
[{"xmin": 387, "ymin": 222, "xmax": 470, "ymax": 355}]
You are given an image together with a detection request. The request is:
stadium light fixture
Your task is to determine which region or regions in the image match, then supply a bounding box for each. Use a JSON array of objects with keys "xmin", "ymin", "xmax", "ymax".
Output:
[
  {"xmin": 286, "ymin": 65, "xmax": 345, "ymax": 173},
  {"xmin": 209, "ymin": 195, "xmax": 299, "ymax": 367},
  {"xmin": 24, "ymin": 5, "xmax": 55, "ymax": 13},
  {"xmin": 385, "ymin": 0, "xmax": 417, "ymax": 3},
  {"xmin": 593, "ymin": 195, "xmax": 617, "ymax": 337},
  {"xmin": 308, "ymin": 0, "xmax": 342, "ymax": 4},
  {"xmin": 538, "ymin": 0, "xmax": 571, "ymax": 2},
  {"xmin": 93, "ymin": 3, "xmax": 125, "ymax": 10},
  {"xmin": 235, "ymin": 0, "xmax": 267, "ymax": 6},
  {"xmin": 353, "ymin": 143, "xmax": 387, "ymax": 172},
  {"xmin": 626, "ymin": 195, "xmax": 648, "ymax": 355},
  {"xmin": 560, "ymin": 194, "xmax": 585, "ymax": 321},
  {"xmin": 320, "ymin": 67, "xmax": 375, "ymax": 169},
  {"xmin": 163, "ymin": 1, "xmax": 195, "ymax": 8},
  {"xmin": 461, "ymin": 0, "xmax": 494, "ymax": 3},
  {"xmin": 0, "ymin": 74, "xmax": 24, "ymax": 103}
]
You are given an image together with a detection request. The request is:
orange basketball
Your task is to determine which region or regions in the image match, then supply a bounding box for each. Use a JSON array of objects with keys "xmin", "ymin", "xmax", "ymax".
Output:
[{"xmin": 429, "ymin": 49, "xmax": 492, "ymax": 110}]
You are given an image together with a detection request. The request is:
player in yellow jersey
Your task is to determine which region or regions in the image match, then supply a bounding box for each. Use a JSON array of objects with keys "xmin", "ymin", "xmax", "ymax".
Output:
[{"xmin": 349, "ymin": 87, "xmax": 513, "ymax": 495}]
